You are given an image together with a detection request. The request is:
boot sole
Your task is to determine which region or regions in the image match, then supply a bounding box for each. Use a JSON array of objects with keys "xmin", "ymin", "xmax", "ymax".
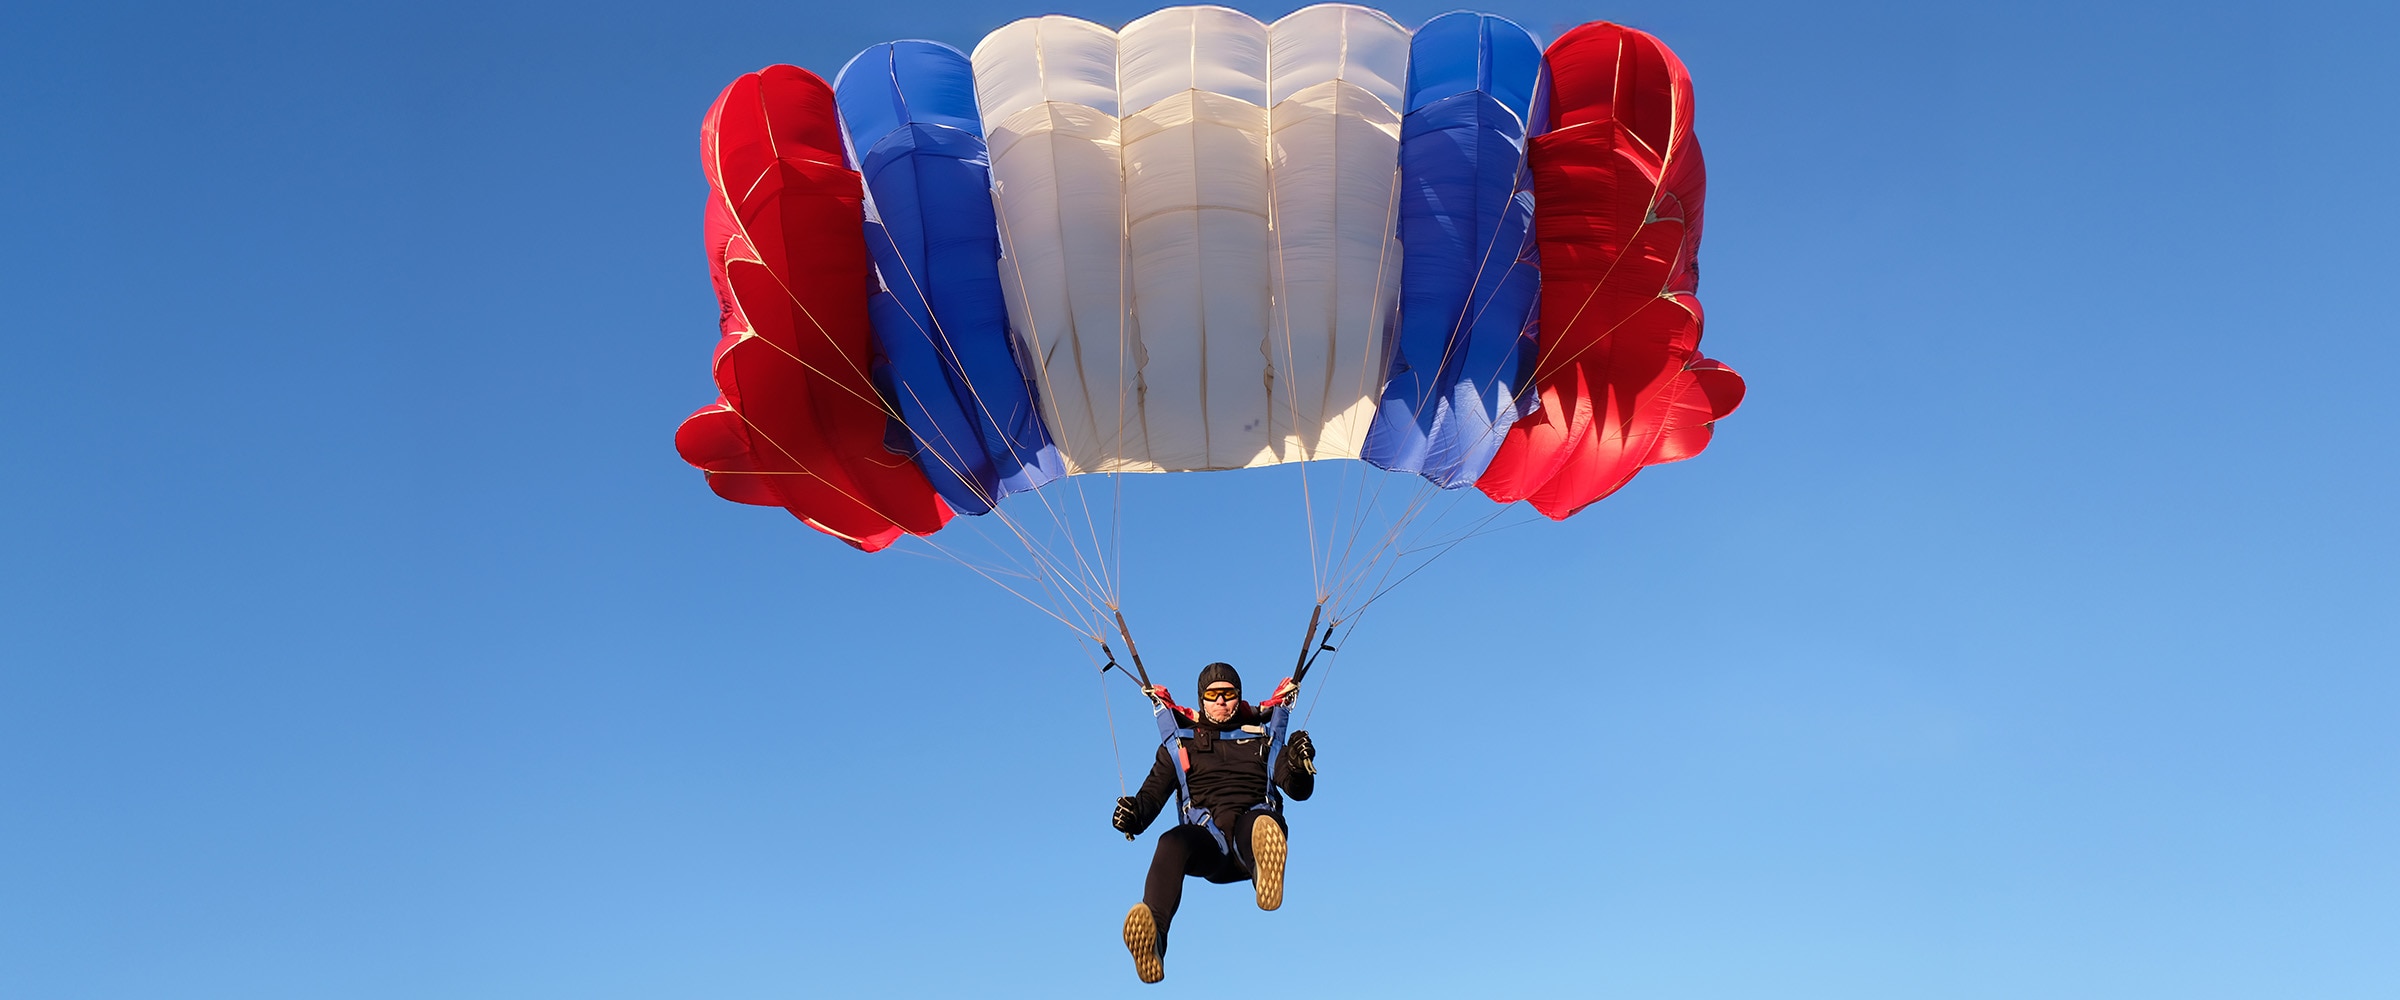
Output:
[
  {"xmin": 1252, "ymin": 820, "xmax": 1287, "ymax": 911},
  {"xmin": 1123, "ymin": 903, "xmax": 1164, "ymax": 984}
]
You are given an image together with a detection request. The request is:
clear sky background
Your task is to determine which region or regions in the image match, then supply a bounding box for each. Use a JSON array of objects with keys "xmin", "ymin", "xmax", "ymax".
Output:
[{"xmin": 4, "ymin": 1, "xmax": 2394, "ymax": 996}]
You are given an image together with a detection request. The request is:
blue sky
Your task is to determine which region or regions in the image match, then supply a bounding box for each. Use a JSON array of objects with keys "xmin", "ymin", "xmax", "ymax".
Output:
[{"xmin": 4, "ymin": 1, "xmax": 2394, "ymax": 996}]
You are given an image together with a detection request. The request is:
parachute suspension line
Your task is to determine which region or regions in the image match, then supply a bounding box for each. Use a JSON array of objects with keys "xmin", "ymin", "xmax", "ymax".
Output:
[
  {"xmin": 1288, "ymin": 121, "xmax": 1414, "ymax": 612},
  {"xmin": 1081, "ymin": 638, "xmax": 1128, "ymax": 796},
  {"xmin": 1343, "ymin": 500, "xmax": 1526, "ymax": 621},
  {"xmin": 735, "ymin": 261, "xmax": 1114, "ymax": 632},
  {"xmin": 883, "ymin": 377, "xmax": 1119, "ymax": 633},
  {"xmin": 1330, "ymin": 468, "xmax": 1492, "ymax": 612},
  {"xmin": 1322, "ymin": 480, "xmax": 1437, "ymax": 613},
  {"xmin": 1314, "ymin": 482, "xmax": 1524, "ymax": 656},
  {"xmin": 886, "ymin": 418, "xmax": 1105, "ymax": 641},
  {"xmin": 1307, "ymin": 178, "xmax": 1547, "ymax": 610},
  {"xmin": 1324, "ymin": 154, "xmax": 1526, "ymax": 611},
  {"xmin": 984, "ymin": 187, "xmax": 1125, "ymax": 607},
  {"xmin": 1526, "ymin": 151, "xmax": 1684, "ymax": 384},
  {"xmin": 1312, "ymin": 243, "xmax": 1559, "ymax": 622},
  {"xmin": 1328, "ymin": 487, "xmax": 1463, "ymax": 616},
  {"xmin": 893, "ymin": 540, "xmax": 1107, "ymax": 642},
  {"xmin": 1367, "ymin": 294, "xmax": 1541, "ymax": 589},
  {"xmin": 872, "ymin": 227, "xmax": 1118, "ymax": 614},
  {"xmin": 720, "ymin": 323, "xmax": 1015, "ymax": 545},
  {"xmin": 1309, "ymin": 164, "xmax": 1421, "ymax": 616},
  {"xmin": 722, "ymin": 151, "xmax": 1091, "ymax": 628},
  {"xmin": 1112, "ymin": 103, "xmax": 1132, "ymax": 616},
  {"xmin": 1027, "ymin": 540, "xmax": 1113, "ymax": 641},
  {"xmin": 1319, "ymin": 105, "xmax": 1550, "ymax": 626},
  {"xmin": 1301, "ymin": 614, "xmax": 1364, "ymax": 727},
  {"xmin": 1323, "ymin": 454, "xmax": 1423, "ymax": 606},
  {"xmin": 1400, "ymin": 148, "xmax": 1538, "ymax": 419},
  {"xmin": 729, "ymin": 283, "xmax": 906, "ymax": 422},
  {"xmin": 991, "ymin": 162, "xmax": 1137, "ymax": 619},
  {"xmin": 883, "ymin": 369, "xmax": 1123, "ymax": 633},
  {"xmin": 1363, "ymin": 208, "xmax": 1545, "ymax": 599},
  {"xmin": 1399, "ymin": 502, "xmax": 1544, "ymax": 556},
  {"xmin": 1448, "ymin": 223, "xmax": 1541, "ymax": 397},
  {"xmin": 947, "ymin": 509, "xmax": 1095, "ymax": 627},
  {"xmin": 1327, "ymin": 74, "xmax": 1411, "ymax": 586},
  {"xmin": 891, "ymin": 529, "xmax": 1049, "ymax": 590},
  {"xmin": 1259, "ymin": 84, "xmax": 1326, "ymax": 605},
  {"xmin": 1065, "ymin": 458, "xmax": 1119, "ymax": 609},
  {"xmin": 745, "ymin": 252, "xmax": 945, "ymax": 417},
  {"xmin": 893, "ymin": 534, "xmax": 1096, "ymax": 637},
  {"xmin": 711, "ymin": 403, "xmax": 956, "ymax": 551},
  {"xmin": 1101, "ymin": 671, "xmax": 1126, "ymax": 795}
]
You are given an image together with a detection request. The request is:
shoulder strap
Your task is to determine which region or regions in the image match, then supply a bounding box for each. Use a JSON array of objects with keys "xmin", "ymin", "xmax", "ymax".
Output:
[
  {"xmin": 1261, "ymin": 702, "xmax": 1293, "ymax": 810},
  {"xmin": 1156, "ymin": 704, "xmax": 1291, "ymax": 840},
  {"xmin": 1152, "ymin": 705, "xmax": 1199, "ymax": 821}
]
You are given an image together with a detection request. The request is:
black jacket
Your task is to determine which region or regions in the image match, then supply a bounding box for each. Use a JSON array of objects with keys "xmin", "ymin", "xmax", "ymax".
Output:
[{"xmin": 1122, "ymin": 711, "xmax": 1313, "ymax": 835}]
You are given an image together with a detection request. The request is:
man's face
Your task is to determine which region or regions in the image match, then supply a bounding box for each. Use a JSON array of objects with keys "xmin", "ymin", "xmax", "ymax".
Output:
[{"xmin": 1201, "ymin": 682, "xmax": 1239, "ymax": 724}]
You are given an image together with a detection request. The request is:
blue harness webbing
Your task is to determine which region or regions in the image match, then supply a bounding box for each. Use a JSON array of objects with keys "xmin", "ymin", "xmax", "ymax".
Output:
[{"xmin": 1151, "ymin": 701, "xmax": 1293, "ymax": 861}]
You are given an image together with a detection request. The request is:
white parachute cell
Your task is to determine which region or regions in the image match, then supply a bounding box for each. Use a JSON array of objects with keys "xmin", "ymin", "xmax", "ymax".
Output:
[
  {"xmin": 975, "ymin": 17, "xmax": 1130, "ymax": 470},
  {"xmin": 1264, "ymin": 5, "xmax": 1408, "ymax": 460},
  {"xmin": 976, "ymin": 4, "xmax": 1410, "ymax": 474}
]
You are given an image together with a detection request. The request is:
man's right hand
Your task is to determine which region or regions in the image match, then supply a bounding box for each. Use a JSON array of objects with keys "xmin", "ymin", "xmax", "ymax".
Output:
[{"xmin": 1112, "ymin": 796, "xmax": 1141, "ymax": 836}]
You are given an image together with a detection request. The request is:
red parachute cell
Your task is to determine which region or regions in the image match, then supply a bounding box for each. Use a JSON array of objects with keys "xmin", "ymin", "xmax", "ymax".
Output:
[
  {"xmin": 1476, "ymin": 23, "xmax": 1746, "ymax": 518},
  {"xmin": 674, "ymin": 65, "xmax": 951, "ymax": 551}
]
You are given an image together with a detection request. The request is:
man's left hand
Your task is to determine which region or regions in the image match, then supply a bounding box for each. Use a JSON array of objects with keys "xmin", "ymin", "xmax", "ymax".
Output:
[{"xmin": 1286, "ymin": 730, "xmax": 1316, "ymax": 773}]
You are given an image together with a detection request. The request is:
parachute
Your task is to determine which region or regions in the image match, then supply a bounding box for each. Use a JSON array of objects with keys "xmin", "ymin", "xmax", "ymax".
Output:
[
  {"xmin": 676, "ymin": 66, "xmax": 951, "ymax": 552},
  {"xmin": 677, "ymin": 6, "xmax": 1744, "ymax": 654}
]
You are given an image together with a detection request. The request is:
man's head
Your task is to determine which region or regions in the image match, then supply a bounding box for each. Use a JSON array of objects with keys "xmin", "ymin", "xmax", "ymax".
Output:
[{"xmin": 1196, "ymin": 662, "xmax": 1242, "ymax": 725}]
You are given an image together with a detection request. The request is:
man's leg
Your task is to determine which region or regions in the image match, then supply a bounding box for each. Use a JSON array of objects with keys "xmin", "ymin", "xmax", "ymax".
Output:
[
  {"xmin": 1143, "ymin": 825, "xmax": 1227, "ymax": 945},
  {"xmin": 1126, "ymin": 825, "xmax": 1225, "ymax": 983},
  {"xmin": 1231, "ymin": 809, "xmax": 1289, "ymax": 911}
]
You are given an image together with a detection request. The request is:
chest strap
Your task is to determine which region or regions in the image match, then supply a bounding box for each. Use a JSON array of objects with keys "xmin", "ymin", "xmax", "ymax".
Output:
[{"xmin": 1150, "ymin": 704, "xmax": 1294, "ymax": 859}]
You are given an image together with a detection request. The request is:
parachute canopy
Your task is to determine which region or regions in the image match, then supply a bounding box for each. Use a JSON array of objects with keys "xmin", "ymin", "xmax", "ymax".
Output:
[{"xmin": 678, "ymin": 6, "xmax": 1743, "ymax": 553}]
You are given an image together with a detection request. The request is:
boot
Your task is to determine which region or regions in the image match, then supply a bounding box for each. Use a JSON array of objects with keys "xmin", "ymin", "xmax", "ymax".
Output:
[
  {"xmin": 1250, "ymin": 819, "xmax": 1287, "ymax": 911},
  {"xmin": 1122, "ymin": 903, "xmax": 1164, "ymax": 983}
]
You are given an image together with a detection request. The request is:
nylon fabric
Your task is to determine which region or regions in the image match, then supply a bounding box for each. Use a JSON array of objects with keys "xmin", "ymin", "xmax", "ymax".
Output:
[
  {"xmin": 1474, "ymin": 23, "xmax": 1746, "ymax": 518},
  {"xmin": 835, "ymin": 42, "xmax": 1064, "ymax": 515},
  {"xmin": 674, "ymin": 65, "xmax": 952, "ymax": 552},
  {"xmin": 676, "ymin": 12, "xmax": 1751, "ymax": 569},
  {"xmin": 974, "ymin": 4, "xmax": 1411, "ymax": 474},
  {"xmin": 1362, "ymin": 12, "xmax": 1548, "ymax": 487},
  {"xmin": 974, "ymin": 17, "xmax": 1131, "ymax": 474}
]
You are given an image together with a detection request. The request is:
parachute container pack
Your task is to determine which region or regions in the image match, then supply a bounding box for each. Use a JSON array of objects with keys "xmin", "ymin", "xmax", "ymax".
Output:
[{"xmin": 677, "ymin": 6, "xmax": 1746, "ymax": 553}]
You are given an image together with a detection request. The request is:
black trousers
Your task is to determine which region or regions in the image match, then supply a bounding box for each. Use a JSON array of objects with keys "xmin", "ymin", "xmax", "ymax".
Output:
[{"xmin": 1142, "ymin": 808, "xmax": 1286, "ymax": 951}]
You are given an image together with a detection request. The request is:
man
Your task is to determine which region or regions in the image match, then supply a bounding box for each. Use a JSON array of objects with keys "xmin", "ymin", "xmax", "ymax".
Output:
[{"xmin": 1110, "ymin": 662, "xmax": 1318, "ymax": 984}]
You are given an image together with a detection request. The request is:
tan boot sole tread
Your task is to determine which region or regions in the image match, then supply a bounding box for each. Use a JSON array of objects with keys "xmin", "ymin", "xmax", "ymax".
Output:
[
  {"xmin": 1252, "ymin": 821, "xmax": 1287, "ymax": 911},
  {"xmin": 1123, "ymin": 903, "xmax": 1164, "ymax": 984}
]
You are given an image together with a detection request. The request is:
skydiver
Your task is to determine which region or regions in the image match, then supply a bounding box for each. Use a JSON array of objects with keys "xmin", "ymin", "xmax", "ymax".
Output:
[{"xmin": 1110, "ymin": 661, "xmax": 1317, "ymax": 984}]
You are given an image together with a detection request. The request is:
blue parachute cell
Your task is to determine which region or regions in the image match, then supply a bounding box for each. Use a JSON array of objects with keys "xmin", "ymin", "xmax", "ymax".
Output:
[
  {"xmin": 836, "ymin": 41, "xmax": 1063, "ymax": 515},
  {"xmin": 1361, "ymin": 12, "xmax": 1551, "ymax": 488},
  {"xmin": 1402, "ymin": 10, "xmax": 1547, "ymax": 116}
]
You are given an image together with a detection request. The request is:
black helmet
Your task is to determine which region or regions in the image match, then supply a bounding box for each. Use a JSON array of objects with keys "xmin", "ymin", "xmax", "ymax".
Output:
[{"xmin": 1196, "ymin": 662, "xmax": 1241, "ymax": 693}]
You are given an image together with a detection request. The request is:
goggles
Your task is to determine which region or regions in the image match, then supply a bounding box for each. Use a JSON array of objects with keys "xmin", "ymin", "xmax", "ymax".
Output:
[{"xmin": 1198, "ymin": 688, "xmax": 1242, "ymax": 703}]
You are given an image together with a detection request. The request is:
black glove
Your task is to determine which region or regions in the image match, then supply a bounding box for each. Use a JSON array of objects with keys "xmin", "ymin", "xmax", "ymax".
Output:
[
  {"xmin": 1286, "ymin": 730, "xmax": 1316, "ymax": 773},
  {"xmin": 1112, "ymin": 795, "xmax": 1140, "ymax": 835}
]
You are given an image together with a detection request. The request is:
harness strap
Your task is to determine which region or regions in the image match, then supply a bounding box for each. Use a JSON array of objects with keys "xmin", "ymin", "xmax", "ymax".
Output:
[
  {"xmin": 1166, "ymin": 728, "xmax": 1269, "ymax": 742},
  {"xmin": 1261, "ymin": 702, "xmax": 1292, "ymax": 813},
  {"xmin": 1150, "ymin": 703, "xmax": 1206, "ymax": 841},
  {"xmin": 1153, "ymin": 707, "xmax": 1287, "ymax": 861}
]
